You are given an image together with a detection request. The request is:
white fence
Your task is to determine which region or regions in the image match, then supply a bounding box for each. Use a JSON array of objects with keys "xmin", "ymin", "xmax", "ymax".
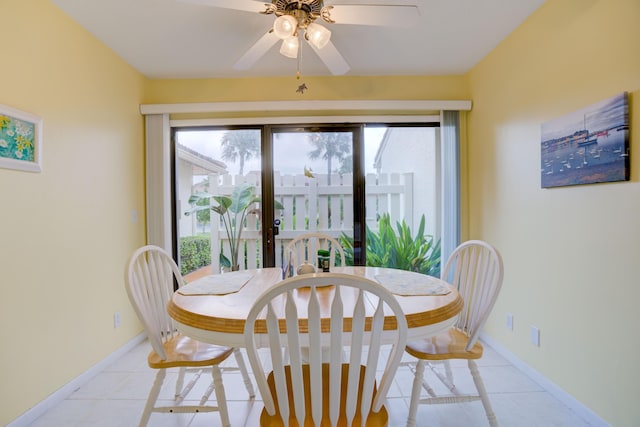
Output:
[{"xmin": 197, "ymin": 172, "xmax": 413, "ymax": 273}]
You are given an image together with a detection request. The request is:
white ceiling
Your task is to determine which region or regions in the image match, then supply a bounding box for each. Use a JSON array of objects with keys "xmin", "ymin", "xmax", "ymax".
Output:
[{"xmin": 51, "ymin": 0, "xmax": 545, "ymax": 79}]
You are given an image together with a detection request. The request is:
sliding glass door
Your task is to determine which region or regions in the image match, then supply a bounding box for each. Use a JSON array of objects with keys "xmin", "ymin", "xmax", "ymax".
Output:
[
  {"xmin": 173, "ymin": 123, "xmax": 444, "ymax": 279},
  {"xmin": 267, "ymin": 125, "xmax": 360, "ymax": 270}
]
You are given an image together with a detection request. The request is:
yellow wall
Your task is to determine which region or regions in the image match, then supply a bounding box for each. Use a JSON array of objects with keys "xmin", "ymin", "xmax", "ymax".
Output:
[
  {"xmin": 467, "ymin": 0, "xmax": 640, "ymax": 426},
  {"xmin": 0, "ymin": 1, "xmax": 146, "ymax": 424}
]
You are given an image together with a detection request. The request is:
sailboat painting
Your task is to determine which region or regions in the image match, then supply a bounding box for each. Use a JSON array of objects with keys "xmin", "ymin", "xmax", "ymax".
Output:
[{"xmin": 541, "ymin": 92, "xmax": 629, "ymax": 188}]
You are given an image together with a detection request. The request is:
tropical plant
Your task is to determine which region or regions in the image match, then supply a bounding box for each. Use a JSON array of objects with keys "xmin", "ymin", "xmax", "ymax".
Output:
[
  {"xmin": 185, "ymin": 182, "xmax": 283, "ymax": 270},
  {"xmin": 193, "ymin": 197, "xmax": 211, "ymax": 233},
  {"xmin": 220, "ymin": 130, "xmax": 260, "ymax": 176},
  {"xmin": 339, "ymin": 213, "xmax": 441, "ymax": 277},
  {"xmin": 193, "ymin": 180, "xmax": 211, "ymax": 232}
]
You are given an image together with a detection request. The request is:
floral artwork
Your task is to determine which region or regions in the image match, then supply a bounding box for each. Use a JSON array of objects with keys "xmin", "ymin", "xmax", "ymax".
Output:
[
  {"xmin": 0, "ymin": 115, "xmax": 35, "ymax": 160},
  {"xmin": 0, "ymin": 104, "xmax": 42, "ymax": 172}
]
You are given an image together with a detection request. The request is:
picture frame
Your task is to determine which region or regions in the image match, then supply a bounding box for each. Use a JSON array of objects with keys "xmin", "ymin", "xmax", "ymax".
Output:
[
  {"xmin": 0, "ymin": 104, "xmax": 42, "ymax": 173},
  {"xmin": 541, "ymin": 92, "xmax": 629, "ymax": 188}
]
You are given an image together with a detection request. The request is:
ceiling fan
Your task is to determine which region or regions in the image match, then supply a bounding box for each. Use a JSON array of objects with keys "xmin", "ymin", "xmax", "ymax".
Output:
[{"xmin": 178, "ymin": 0, "xmax": 419, "ymax": 76}]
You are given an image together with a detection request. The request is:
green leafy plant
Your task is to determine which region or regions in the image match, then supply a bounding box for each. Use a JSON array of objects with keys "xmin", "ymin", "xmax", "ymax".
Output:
[
  {"xmin": 179, "ymin": 235, "xmax": 211, "ymax": 276},
  {"xmin": 340, "ymin": 213, "xmax": 441, "ymax": 277},
  {"xmin": 185, "ymin": 182, "xmax": 282, "ymax": 270}
]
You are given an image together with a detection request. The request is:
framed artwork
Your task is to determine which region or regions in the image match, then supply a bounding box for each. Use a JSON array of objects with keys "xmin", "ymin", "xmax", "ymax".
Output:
[
  {"xmin": 0, "ymin": 104, "xmax": 42, "ymax": 173},
  {"xmin": 541, "ymin": 92, "xmax": 629, "ymax": 188}
]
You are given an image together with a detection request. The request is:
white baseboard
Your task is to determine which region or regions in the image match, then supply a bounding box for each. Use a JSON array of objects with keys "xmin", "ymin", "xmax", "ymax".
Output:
[
  {"xmin": 7, "ymin": 333, "xmax": 146, "ymax": 427},
  {"xmin": 480, "ymin": 333, "xmax": 610, "ymax": 427}
]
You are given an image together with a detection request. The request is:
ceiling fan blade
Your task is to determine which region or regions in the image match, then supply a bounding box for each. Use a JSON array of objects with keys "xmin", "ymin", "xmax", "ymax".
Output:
[
  {"xmin": 177, "ymin": 0, "xmax": 268, "ymax": 13},
  {"xmin": 308, "ymin": 40, "xmax": 350, "ymax": 75},
  {"xmin": 328, "ymin": 4, "xmax": 419, "ymax": 27},
  {"xmin": 233, "ymin": 31, "xmax": 279, "ymax": 70}
]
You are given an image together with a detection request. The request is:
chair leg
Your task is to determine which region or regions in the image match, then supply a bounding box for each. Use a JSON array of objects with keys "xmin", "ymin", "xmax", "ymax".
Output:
[
  {"xmin": 406, "ymin": 359, "xmax": 426, "ymax": 427},
  {"xmin": 176, "ymin": 368, "xmax": 205, "ymax": 404},
  {"xmin": 428, "ymin": 361, "xmax": 458, "ymax": 395},
  {"xmin": 443, "ymin": 360, "xmax": 454, "ymax": 388},
  {"xmin": 139, "ymin": 368, "xmax": 166, "ymax": 427},
  {"xmin": 211, "ymin": 365, "xmax": 231, "ymax": 427},
  {"xmin": 175, "ymin": 367, "xmax": 186, "ymax": 399},
  {"xmin": 233, "ymin": 348, "xmax": 255, "ymax": 398},
  {"xmin": 468, "ymin": 360, "xmax": 498, "ymax": 427}
]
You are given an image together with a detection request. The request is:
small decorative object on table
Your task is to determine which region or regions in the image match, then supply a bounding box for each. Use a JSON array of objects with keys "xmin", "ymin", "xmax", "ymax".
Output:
[
  {"xmin": 296, "ymin": 262, "xmax": 315, "ymax": 275},
  {"xmin": 317, "ymin": 249, "xmax": 330, "ymax": 272}
]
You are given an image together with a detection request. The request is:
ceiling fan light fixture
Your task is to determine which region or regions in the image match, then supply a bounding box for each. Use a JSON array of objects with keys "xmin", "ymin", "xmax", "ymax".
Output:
[
  {"xmin": 273, "ymin": 15, "xmax": 297, "ymax": 39},
  {"xmin": 280, "ymin": 36, "xmax": 299, "ymax": 58},
  {"xmin": 305, "ymin": 22, "xmax": 331, "ymax": 49}
]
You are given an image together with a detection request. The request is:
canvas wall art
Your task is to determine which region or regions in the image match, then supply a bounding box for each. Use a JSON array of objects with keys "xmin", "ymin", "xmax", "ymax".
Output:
[
  {"xmin": 0, "ymin": 104, "xmax": 42, "ymax": 173},
  {"xmin": 541, "ymin": 92, "xmax": 629, "ymax": 188}
]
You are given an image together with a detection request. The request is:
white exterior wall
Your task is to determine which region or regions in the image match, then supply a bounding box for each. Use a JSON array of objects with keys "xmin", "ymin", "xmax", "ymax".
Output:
[
  {"xmin": 177, "ymin": 158, "xmax": 199, "ymax": 237},
  {"xmin": 375, "ymin": 127, "xmax": 438, "ymax": 237}
]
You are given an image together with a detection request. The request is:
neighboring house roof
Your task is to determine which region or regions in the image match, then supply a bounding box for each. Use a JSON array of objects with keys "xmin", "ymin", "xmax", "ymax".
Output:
[
  {"xmin": 177, "ymin": 143, "xmax": 227, "ymax": 175},
  {"xmin": 373, "ymin": 129, "xmax": 391, "ymax": 172}
]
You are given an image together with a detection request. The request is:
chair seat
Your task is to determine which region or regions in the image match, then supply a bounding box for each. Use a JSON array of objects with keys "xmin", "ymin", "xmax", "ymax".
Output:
[
  {"xmin": 260, "ymin": 364, "xmax": 388, "ymax": 427},
  {"xmin": 147, "ymin": 333, "xmax": 234, "ymax": 369},
  {"xmin": 405, "ymin": 328, "xmax": 483, "ymax": 360}
]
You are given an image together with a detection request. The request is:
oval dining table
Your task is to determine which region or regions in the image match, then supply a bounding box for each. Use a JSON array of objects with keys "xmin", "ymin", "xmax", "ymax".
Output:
[{"xmin": 168, "ymin": 266, "xmax": 463, "ymax": 348}]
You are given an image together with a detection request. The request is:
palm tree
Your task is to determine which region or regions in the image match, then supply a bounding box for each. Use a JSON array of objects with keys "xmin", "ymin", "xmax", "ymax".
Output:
[
  {"xmin": 336, "ymin": 154, "xmax": 353, "ymax": 175},
  {"xmin": 307, "ymin": 132, "xmax": 352, "ymax": 184},
  {"xmin": 220, "ymin": 130, "xmax": 260, "ymax": 176}
]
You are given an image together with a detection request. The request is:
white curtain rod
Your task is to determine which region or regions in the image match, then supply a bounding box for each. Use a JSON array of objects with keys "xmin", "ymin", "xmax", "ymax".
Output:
[{"xmin": 171, "ymin": 115, "xmax": 442, "ymax": 127}]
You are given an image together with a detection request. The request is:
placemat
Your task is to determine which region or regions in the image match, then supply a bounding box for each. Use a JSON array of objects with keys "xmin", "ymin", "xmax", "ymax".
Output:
[
  {"xmin": 375, "ymin": 271, "xmax": 451, "ymax": 296},
  {"xmin": 178, "ymin": 272, "xmax": 253, "ymax": 296}
]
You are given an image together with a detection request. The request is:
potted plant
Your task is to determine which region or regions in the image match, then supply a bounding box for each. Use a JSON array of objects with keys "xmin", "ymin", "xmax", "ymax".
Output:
[{"xmin": 185, "ymin": 182, "xmax": 282, "ymax": 271}]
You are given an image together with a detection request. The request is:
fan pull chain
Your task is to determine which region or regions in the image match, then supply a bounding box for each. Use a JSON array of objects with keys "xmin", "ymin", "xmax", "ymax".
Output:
[
  {"xmin": 295, "ymin": 34, "xmax": 307, "ymax": 94},
  {"xmin": 296, "ymin": 39, "xmax": 301, "ymax": 79}
]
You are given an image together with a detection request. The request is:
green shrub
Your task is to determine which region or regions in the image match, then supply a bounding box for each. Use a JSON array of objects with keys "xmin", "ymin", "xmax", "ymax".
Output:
[
  {"xmin": 340, "ymin": 213, "xmax": 441, "ymax": 277},
  {"xmin": 179, "ymin": 235, "xmax": 211, "ymax": 276}
]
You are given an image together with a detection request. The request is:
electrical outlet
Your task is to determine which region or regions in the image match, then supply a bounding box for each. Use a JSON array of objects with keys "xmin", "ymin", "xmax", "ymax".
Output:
[
  {"xmin": 131, "ymin": 209, "xmax": 138, "ymax": 224},
  {"xmin": 530, "ymin": 326, "xmax": 540, "ymax": 346},
  {"xmin": 114, "ymin": 311, "xmax": 121, "ymax": 329},
  {"xmin": 506, "ymin": 313, "xmax": 514, "ymax": 331}
]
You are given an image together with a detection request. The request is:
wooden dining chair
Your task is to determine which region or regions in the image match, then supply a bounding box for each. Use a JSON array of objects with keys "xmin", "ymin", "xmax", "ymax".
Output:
[
  {"xmin": 125, "ymin": 245, "xmax": 255, "ymax": 427},
  {"xmin": 284, "ymin": 232, "xmax": 346, "ymax": 274},
  {"xmin": 403, "ymin": 240, "xmax": 504, "ymax": 427},
  {"xmin": 244, "ymin": 272, "xmax": 408, "ymax": 426}
]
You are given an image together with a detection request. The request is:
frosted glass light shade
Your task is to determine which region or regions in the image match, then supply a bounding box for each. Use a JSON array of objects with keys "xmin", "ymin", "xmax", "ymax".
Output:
[
  {"xmin": 280, "ymin": 36, "xmax": 299, "ymax": 58},
  {"xmin": 273, "ymin": 15, "xmax": 297, "ymax": 39},
  {"xmin": 306, "ymin": 22, "xmax": 331, "ymax": 49}
]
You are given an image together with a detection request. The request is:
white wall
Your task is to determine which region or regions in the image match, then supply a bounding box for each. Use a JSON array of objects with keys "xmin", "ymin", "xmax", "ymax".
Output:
[{"xmin": 376, "ymin": 127, "xmax": 438, "ymax": 237}]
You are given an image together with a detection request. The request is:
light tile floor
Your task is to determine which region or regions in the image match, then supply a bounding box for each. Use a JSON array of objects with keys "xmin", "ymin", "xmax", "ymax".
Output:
[{"xmin": 28, "ymin": 340, "xmax": 594, "ymax": 427}]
